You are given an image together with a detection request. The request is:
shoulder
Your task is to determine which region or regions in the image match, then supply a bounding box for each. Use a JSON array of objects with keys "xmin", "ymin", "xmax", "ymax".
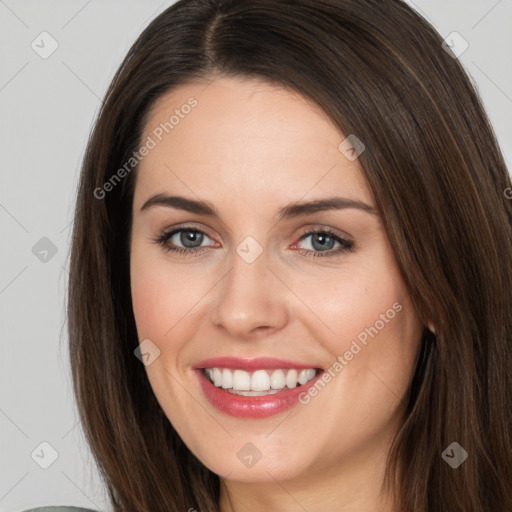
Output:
[{"xmin": 21, "ymin": 507, "xmax": 98, "ymax": 512}]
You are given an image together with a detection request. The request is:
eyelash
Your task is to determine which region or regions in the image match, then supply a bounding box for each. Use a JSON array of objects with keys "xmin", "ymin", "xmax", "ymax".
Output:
[{"xmin": 152, "ymin": 225, "xmax": 355, "ymax": 259}]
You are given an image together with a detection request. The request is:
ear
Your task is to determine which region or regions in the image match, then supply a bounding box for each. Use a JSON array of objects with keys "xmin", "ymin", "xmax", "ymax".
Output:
[{"xmin": 426, "ymin": 321, "xmax": 436, "ymax": 335}]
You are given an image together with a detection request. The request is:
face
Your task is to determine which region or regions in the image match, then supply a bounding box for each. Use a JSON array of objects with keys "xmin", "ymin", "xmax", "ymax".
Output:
[{"xmin": 130, "ymin": 75, "xmax": 424, "ymax": 485}]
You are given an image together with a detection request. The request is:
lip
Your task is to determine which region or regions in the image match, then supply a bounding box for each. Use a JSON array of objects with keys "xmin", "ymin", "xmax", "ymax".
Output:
[
  {"xmin": 193, "ymin": 360, "xmax": 324, "ymax": 419},
  {"xmin": 193, "ymin": 356, "xmax": 322, "ymax": 372}
]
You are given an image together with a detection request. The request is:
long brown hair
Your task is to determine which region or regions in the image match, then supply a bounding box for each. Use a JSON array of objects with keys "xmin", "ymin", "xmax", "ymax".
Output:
[{"xmin": 67, "ymin": 0, "xmax": 512, "ymax": 510}]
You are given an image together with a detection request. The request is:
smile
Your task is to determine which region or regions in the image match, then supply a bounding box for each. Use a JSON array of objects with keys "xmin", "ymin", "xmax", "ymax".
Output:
[
  {"xmin": 204, "ymin": 367, "xmax": 318, "ymax": 395},
  {"xmin": 193, "ymin": 357, "xmax": 324, "ymax": 418}
]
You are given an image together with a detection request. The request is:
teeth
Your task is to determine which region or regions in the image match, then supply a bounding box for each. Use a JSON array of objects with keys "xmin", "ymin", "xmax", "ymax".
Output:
[
  {"xmin": 221, "ymin": 368, "xmax": 233, "ymax": 389},
  {"xmin": 270, "ymin": 369, "xmax": 286, "ymax": 389},
  {"xmin": 251, "ymin": 370, "xmax": 270, "ymax": 391},
  {"xmin": 213, "ymin": 368, "xmax": 222, "ymax": 387},
  {"xmin": 286, "ymin": 369, "xmax": 298, "ymax": 389},
  {"xmin": 204, "ymin": 367, "xmax": 318, "ymax": 392},
  {"xmin": 233, "ymin": 369, "xmax": 251, "ymax": 391},
  {"xmin": 298, "ymin": 369, "xmax": 316, "ymax": 385},
  {"xmin": 228, "ymin": 389, "xmax": 281, "ymax": 396}
]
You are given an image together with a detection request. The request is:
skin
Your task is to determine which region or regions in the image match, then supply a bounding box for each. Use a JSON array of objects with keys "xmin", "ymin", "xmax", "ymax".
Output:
[{"xmin": 130, "ymin": 75, "xmax": 426, "ymax": 512}]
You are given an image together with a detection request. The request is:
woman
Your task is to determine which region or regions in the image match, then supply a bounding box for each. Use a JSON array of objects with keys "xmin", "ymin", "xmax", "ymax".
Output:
[{"xmin": 27, "ymin": 0, "xmax": 512, "ymax": 510}]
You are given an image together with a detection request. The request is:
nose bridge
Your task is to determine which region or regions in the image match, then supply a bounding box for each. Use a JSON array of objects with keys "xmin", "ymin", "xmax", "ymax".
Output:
[
  {"xmin": 230, "ymin": 239, "xmax": 269, "ymax": 295},
  {"xmin": 211, "ymin": 235, "xmax": 288, "ymax": 337}
]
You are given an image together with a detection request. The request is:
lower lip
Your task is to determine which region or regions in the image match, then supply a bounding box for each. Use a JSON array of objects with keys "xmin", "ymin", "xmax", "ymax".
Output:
[{"xmin": 195, "ymin": 369, "xmax": 324, "ymax": 418}]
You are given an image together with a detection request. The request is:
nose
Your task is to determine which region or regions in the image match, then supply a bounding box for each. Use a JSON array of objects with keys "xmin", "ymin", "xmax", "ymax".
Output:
[{"xmin": 210, "ymin": 246, "xmax": 290, "ymax": 340}]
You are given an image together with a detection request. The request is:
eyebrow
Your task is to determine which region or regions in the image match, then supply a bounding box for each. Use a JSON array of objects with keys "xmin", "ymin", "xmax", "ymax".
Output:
[{"xmin": 140, "ymin": 193, "xmax": 377, "ymax": 219}]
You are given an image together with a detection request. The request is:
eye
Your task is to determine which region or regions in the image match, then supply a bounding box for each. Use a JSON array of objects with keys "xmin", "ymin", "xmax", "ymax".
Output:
[
  {"xmin": 294, "ymin": 228, "xmax": 354, "ymax": 258},
  {"xmin": 152, "ymin": 225, "xmax": 354, "ymax": 258},
  {"xmin": 153, "ymin": 226, "xmax": 215, "ymax": 256}
]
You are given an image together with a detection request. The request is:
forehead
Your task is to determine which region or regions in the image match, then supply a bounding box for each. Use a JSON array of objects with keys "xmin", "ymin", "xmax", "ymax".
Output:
[{"xmin": 133, "ymin": 76, "xmax": 373, "ymax": 210}]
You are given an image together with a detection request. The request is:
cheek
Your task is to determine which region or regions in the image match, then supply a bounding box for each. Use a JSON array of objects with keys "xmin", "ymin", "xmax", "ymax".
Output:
[
  {"xmin": 130, "ymin": 244, "xmax": 204, "ymax": 341},
  {"xmin": 130, "ymin": 256, "xmax": 169, "ymax": 341},
  {"xmin": 303, "ymin": 256, "xmax": 406, "ymax": 352},
  {"xmin": 305, "ymin": 250, "xmax": 421, "ymax": 405}
]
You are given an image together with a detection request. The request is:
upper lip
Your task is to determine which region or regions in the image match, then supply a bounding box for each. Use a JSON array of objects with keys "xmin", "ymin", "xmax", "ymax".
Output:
[{"xmin": 193, "ymin": 356, "xmax": 323, "ymax": 371}]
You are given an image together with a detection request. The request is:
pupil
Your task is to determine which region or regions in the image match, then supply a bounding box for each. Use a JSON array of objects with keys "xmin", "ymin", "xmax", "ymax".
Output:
[
  {"xmin": 313, "ymin": 233, "xmax": 333, "ymax": 251},
  {"xmin": 182, "ymin": 230, "xmax": 202, "ymax": 248}
]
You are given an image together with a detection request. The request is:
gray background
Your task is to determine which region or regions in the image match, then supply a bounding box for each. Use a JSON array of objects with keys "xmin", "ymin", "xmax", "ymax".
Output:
[{"xmin": 1, "ymin": 1, "xmax": 510, "ymax": 510}]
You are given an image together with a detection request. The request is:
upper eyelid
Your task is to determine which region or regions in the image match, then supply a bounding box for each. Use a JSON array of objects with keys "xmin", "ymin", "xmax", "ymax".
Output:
[
  {"xmin": 163, "ymin": 225, "xmax": 214, "ymax": 241},
  {"xmin": 161, "ymin": 225, "xmax": 352, "ymax": 246}
]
